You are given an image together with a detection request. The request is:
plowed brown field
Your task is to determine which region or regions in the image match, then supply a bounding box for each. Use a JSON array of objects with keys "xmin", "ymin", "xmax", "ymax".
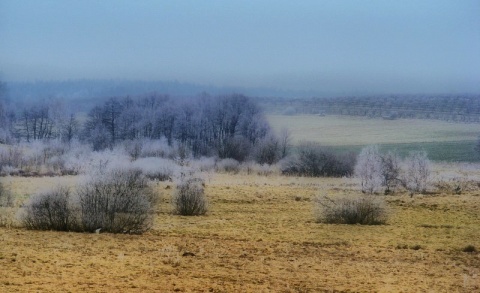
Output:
[{"xmin": 1, "ymin": 174, "xmax": 479, "ymax": 292}]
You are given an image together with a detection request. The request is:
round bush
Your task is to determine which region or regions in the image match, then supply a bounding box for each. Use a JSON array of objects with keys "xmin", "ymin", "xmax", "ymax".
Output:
[
  {"xmin": 314, "ymin": 194, "xmax": 388, "ymax": 225},
  {"xmin": 173, "ymin": 177, "xmax": 208, "ymax": 216}
]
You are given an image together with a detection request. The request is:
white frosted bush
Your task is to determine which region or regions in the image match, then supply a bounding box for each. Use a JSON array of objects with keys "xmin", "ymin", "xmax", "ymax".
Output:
[
  {"xmin": 0, "ymin": 165, "xmax": 19, "ymax": 176},
  {"xmin": 140, "ymin": 138, "xmax": 176, "ymax": 158},
  {"xmin": 132, "ymin": 157, "xmax": 179, "ymax": 181},
  {"xmin": 240, "ymin": 161, "xmax": 279, "ymax": 176},
  {"xmin": 80, "ymin": 149, "xmax": 131, "ymax": 176},
  {"xmin": 190, "ymin": 157, "xmax": 216, "ymax": 172},
  {"xmin": 215, "ymin": 158, "xmax": 240, "ymax": 173}
]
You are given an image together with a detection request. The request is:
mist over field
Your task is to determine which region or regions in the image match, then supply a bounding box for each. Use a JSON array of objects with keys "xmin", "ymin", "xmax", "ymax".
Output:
[{"xmin": 1, "ymin": 0, "xmax": 479, "ymax": 95}]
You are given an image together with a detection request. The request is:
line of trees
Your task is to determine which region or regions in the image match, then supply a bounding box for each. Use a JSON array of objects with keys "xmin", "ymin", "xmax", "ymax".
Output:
[
  {"xmin": 81, "ymin": 94, "xmax": 275, "ymax": 161},
  {"xmin": 355, "ymin": 145, "xmax": 431, "ymax": 196},
  {"xmin": 262, "ymin": 94, "xmax": 480, "ymax": 123},
  {"xmin": 0, "ymin": 92, "xmax": 289, "ymax": 164}
]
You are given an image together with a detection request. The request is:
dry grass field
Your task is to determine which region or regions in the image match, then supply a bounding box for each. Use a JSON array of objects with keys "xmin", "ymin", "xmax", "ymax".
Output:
[
  {"xmin": 267, "ymin": 115, "xmax": 479, "ymax": 146},
  {"xmin": 1, "ymin": 169, "xmax": 479, "ymax": 292},
  {"xmin": 267, "ymin": 115, "xmax": 480, "ymax": 162}
]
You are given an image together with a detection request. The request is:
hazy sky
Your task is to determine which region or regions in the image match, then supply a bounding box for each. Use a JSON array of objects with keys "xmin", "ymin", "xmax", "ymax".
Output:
[{"xmin": 1, "ymin": 0, "xmax": 479, "ymax": 95}]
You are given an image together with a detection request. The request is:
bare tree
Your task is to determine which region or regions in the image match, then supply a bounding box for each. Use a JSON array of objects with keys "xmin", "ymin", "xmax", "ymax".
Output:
[
  {"xmin": 102, "ymin": 98, "xmax": 123, "ymax": 146},
  {"xmin": 83, "ymin": 105, "xmax": 111, "ymax": 150},
  {"xmin": 279, "ymin": 127, "xmax": 292, "ymax": 159},
  {"xmin": 254, "ymin": 134, "xmax": 280, "ymax": 164},
  {"xmin": 20, "ymin": 101, "xmax": 55, "ymax": 141},
  {"xmin": 62, "ymin": 114, "xmax": 79, "ymax": 143}
]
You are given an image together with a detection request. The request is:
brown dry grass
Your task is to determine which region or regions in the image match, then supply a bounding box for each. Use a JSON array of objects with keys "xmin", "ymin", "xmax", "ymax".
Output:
[{"xmin": 1, "ymin": 173, "xmax": 479, "ymax": 292}]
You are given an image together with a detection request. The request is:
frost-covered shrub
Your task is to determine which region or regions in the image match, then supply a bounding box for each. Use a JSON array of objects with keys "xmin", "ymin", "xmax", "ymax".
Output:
[
  {"xmin": 78, "ymin": 148, "xmax": 131, "ymax": 176},
  {"xmin": 240, "ymin": 161, "xmax": 279, "ymax": 176},
  {"xmin": 0, "ymin": 128, "xmax": 13, "ymax": 145},
  {"xmin": 62, "ymin": 141, "xmax": 95, "ymax": 174},
  {"xmin": 140, "ymin": 138, "xmax": 176, "ymax": 158},
  {"xmin": 215, "ymin": 158, "xmax": 240, "ymax": 173},
  {"xmin": 0, "ymin": 145, "xmax": 24, "ymax": 169},
  {"xmin": 0, "ymin": 181, "xmax": 14, "ymax": 207},
  {"xmin": 172, "ymin": 176, "xmax": 207, "ymax": 216},
  {"xmin": 314, "ymin": 194, "xmax": 388, "ymax": 225},
  {"xmin": 0, "ymin": 165, "xmax": 19, "ymax": 176},
  {"xmin": 132, "ymin": 157, "xmax": 179, "ymax": 181},
  {"xmin": 21, "ymin": 186, "xmax": 78, "ymax": 231},
  {"xmin": 20, "ymin": 140, "xmax": 67, "ymax": 172},
  {"xmin": 190, "ymin": 157, "xmax": 217, "ymax": 172},
  {"xmin": 253, "ymin": 135, "xmax": 281, "ymax": 165},
  {"xmin": 122, "ymin": 139, "xmax": 144, "ymax": 160},
  {"xmin": 281, "ymin": 143, "xmax": 355, "ymax": 177},
  {"xmin": 76, "ymin": 168, "xmax": 157, "ymax": 234}
]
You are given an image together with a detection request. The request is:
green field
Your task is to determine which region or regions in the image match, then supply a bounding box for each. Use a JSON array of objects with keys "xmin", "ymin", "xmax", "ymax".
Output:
[{"xmin": 267, "ymin": 115, "xmax": 480, "ymax": 162}]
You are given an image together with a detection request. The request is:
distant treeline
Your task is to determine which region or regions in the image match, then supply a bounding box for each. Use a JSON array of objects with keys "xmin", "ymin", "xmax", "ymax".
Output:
[
  {"xmin": 260, "ymin": 94, "xmax": 480, "ymax": 123},
  {"xmin": 0, "ymin": 91, "xmax": 293, "ymax": 164}
]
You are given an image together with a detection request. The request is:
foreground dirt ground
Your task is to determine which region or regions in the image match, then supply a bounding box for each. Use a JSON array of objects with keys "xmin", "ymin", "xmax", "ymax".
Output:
[{"xmin": 1, "ymin": 174, "xmax": 479, "ymax": 292}]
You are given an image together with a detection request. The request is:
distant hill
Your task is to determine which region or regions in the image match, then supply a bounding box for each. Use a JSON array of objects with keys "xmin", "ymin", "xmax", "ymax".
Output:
[{"xmin": 4, "ymin": 79, "xmax": 321, "ymax": 102}]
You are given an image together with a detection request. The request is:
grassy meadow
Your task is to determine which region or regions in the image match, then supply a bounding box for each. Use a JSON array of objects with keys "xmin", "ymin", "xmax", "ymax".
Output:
[
  {"xmin": 1, "ymin": 169, "xmax": 480, "ymax": 292},
  {"xmin": 267, "ymin": 115, "xmax": 480, "ymax": 162}
]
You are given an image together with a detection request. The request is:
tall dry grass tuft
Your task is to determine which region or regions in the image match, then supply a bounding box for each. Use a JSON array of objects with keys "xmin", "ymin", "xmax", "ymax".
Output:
[
  {"xmin": 314, "ymin": 194, "xmax": 388, "ymax": 225},
  {"xmin": 0, "ymin": 181, "xmax": 14, "ymax": 207}
]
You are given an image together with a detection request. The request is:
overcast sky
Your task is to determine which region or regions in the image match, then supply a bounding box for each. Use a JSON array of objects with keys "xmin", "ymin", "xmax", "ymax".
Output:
[{"xmin": 1, "ymin": 0, "xmax": 479, "ymax": 95}]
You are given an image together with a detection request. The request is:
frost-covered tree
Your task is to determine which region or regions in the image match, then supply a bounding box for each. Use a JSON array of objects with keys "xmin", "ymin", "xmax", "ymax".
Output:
[
  {"xmin": 379, "ymin": 151, "xmax": 402, "ymax": 194},
  {"xmin": 403, "ymin": 151, "xmax": 430, "ymax": 195},
  {"xmin": 355, "ymin": 145, "xmax": 383, "ymax": 194}
]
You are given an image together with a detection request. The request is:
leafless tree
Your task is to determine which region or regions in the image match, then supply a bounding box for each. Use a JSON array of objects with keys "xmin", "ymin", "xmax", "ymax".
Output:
[
  {"xmin": 279, "ymin": 127, "xmax": 291, "ymax": 159},
  {"xmin": 254, "ymin": 134, "xmax": 280, "ymax": 165},
  {"xmin": 62, "ymin": 114, "xmax": 79, "ymax": 143}
]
